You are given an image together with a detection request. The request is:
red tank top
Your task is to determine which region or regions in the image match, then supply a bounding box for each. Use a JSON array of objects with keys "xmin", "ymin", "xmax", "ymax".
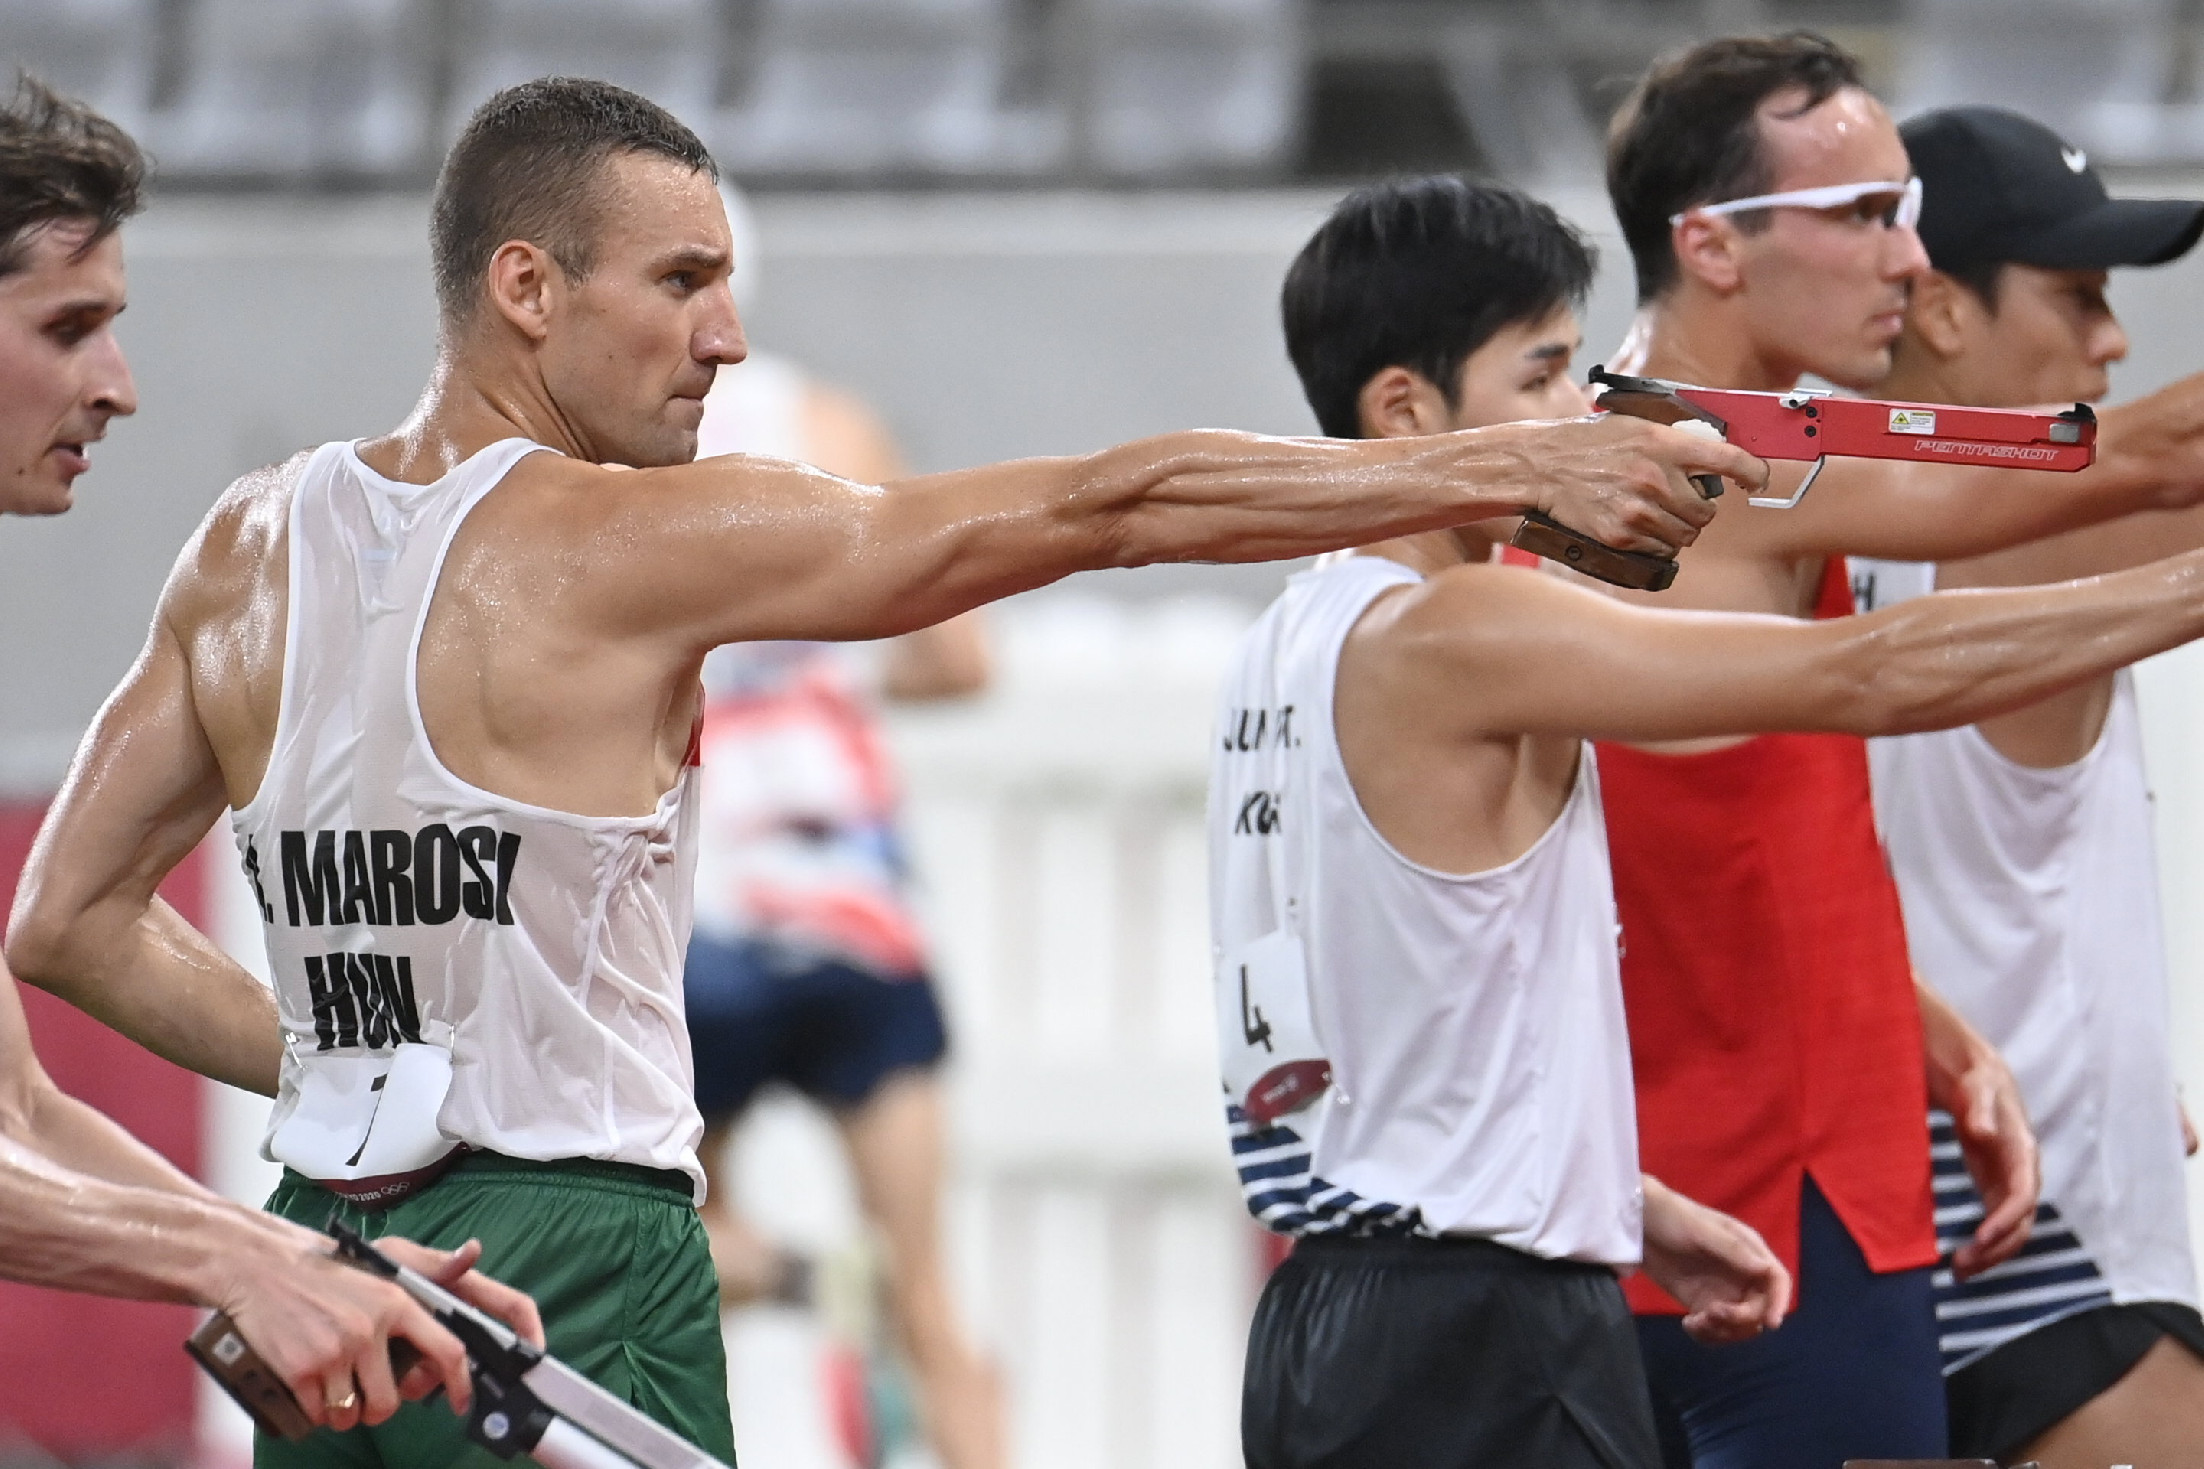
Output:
[{"xmin": 1595, "ymin": 559, "xmax": 1937, "ymax": 1313}]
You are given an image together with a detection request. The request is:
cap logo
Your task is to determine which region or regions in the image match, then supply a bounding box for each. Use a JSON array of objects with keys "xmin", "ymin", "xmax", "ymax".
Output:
[{"xmin": 2062, "ymin": 146, "xmax": 2089, "ymax": 173}]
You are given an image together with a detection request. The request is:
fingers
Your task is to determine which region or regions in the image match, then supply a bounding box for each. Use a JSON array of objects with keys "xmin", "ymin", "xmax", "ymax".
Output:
[
  {"xmin": 448, "ymin": 1269, "xmax": 548, "ymax": 1349},
  {"xmin": 318, "ymin": 1370, "xmax": 363, "ymax": 1434},
  {"xmin": 1652, "ymin": 424, "xmax": 1769, "ymax": 498},
  {"xmin": 379, "ymin": 1234, "xmax": 547, "ymax": 1350},
  {"xmin": 384, "ymin": 1300, "xmax": 475, "ymax": 1417},
  {"xmin": 351, "ymin": 1327, "xmax": 403, "ymax": 1428}
]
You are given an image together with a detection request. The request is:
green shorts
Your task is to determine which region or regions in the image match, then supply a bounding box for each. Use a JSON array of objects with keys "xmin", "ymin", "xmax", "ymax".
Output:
[{"xmin": 256, "ymin": 1152, "xmax": 735, "ymax": 1469}]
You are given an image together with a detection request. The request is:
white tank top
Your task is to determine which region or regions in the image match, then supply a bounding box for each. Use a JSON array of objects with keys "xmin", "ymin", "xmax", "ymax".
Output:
[
  {"xmin": 233, "ymin": 439, "xmax": 706, "ymax": 1199},
  {"xmin": 1209, "ymin": 555, "xmax": 1643, "ymax": 1264},
  {"xmin": 1872, "ymin": 668, "xmax": 2199, "ymax": 1332}
]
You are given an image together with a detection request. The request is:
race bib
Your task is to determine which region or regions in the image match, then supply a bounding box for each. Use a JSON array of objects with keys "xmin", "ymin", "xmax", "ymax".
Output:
[
  {"xmin": 270, "ymin": 1037, "xmax": 458, "ymax": 1185},
  {"xmin": 1215, "ymin": 929, "xmax": 1331, "ymax": 1125}
]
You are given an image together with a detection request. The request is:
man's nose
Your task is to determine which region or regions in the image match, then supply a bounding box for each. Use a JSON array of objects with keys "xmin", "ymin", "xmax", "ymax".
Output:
[
  {"xmin": 2096, "ymin": 315, "xmax": 2131, "ymax": 369},
  {"xmin": 1885, "ymin": 224, "xmax": 1931, "ymax": 281},
  {"xmin": 91, "ymin": 332, "xmax": 137, "ymax": 419},
  {"xmin": 699, "ymin": 299, "xmax": 748, "ymax": 368}
]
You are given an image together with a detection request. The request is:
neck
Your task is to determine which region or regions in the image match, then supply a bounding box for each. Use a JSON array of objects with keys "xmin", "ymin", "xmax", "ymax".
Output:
[
  {"xmin": 1628, "ymin": 294, "xmax": 1802, "ymax": 392},
  {"xmin": 361, "ymin": 333, "xmax": 593, "ymax": 484}
]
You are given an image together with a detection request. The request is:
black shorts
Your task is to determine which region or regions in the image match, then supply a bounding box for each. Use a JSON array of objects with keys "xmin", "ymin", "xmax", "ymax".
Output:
[
  {"xmin": 1243, "ymin": 1232, "xmax": 1660, "ymax": 1469},
  {"xmin": 683, "ymin": 931, "xmax": 949, "ymax": 1119},
  {"xmin": 1946, "ymin": 1299, "xmax": 2204, "ymax": 1460}
]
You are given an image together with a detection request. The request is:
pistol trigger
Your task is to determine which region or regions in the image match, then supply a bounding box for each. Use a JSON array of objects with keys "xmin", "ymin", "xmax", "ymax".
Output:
[{"xmin": 1749, "ymin": 456, "xmax": 1827, "ymax": 509}]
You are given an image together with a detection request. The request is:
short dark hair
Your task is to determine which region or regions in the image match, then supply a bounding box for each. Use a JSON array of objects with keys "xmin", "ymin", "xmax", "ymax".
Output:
[
  {"xmin": 1607, "ymin": 32, "xmax": 1865, "ymax": 304},
  {"xmin": 431, "ymin": 76, "xmax": 717, "ymax": 322},
  {"xmin": 1941, "ymin": 257, "xmax": 2006, "ymax": 312},
  {"xmin": 0, "ymin": 73, "xmax": 145, "ymax": 277},
  {"xmin": 1281, "ymin": 177, "xmax": 1596, "ymax": 439}
]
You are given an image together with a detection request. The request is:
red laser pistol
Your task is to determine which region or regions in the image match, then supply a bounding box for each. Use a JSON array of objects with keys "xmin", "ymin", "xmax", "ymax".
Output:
[
  {"xmin": 1508, "ymin": 367, "xmax": 2098, "ymax": 592},
  {"xmin": 188, "ymin": 1220, "xmax": 730, "ymax": 1469}
]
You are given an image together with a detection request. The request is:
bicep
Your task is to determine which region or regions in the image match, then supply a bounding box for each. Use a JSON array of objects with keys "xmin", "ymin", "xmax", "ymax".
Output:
[
  {"xmin": 12, "ymin": 622, "xmax": 228, "ymax": 967},
  {"xmin": 583, "ymin": 454, "xmax": 1096, "ymax": 654},
  {"xmin": 1430, "ymin": 571, "xmax": 1857, "ymax": 745}
]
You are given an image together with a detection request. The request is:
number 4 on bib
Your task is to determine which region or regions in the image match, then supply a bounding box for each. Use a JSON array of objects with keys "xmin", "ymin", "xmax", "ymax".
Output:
[{"xmin": 1215, "ymin": 929, "xmax": 1331, "ymax": 1125}]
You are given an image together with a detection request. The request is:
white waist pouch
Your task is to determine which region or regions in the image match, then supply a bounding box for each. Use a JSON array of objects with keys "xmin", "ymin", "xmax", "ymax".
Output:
[
  {"xmin": 270, "ymin": 1035, "xmax": 459, "ymax": 1200},
  {"xmin": 1215, "ymin": 929, "xmax": 1332, "ymax": 1126}
]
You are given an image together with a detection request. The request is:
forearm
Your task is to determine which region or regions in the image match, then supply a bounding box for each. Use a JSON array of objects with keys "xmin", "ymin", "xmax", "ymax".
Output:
[
  {"xmin": 0, "ymin": 1128, "xmax": 281, "ymax": 1303},
  {"xmin": 8, "ymin": 900, "xmax": 282, "ymax": 1096},
  {"xmin": 1088, "ymin": 427, "xmax": 1550, "ymax": 568},
  {"xmin": 22, "ymin": 1077, "xmax": 206, "ymax": 1195},
  {"xmin": 1916, "ymin": 978, "xmax": 1994, "ymax": 1103},
  {"xmin": 1831, "ymin": 550, "xmax": 2204, "ymax": 735}
]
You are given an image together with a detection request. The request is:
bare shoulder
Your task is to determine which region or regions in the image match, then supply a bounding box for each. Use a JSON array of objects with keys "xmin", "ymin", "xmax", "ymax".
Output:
[{"xmin": 160, "ymin": 450, "xmax": 312, "ymax": 629}]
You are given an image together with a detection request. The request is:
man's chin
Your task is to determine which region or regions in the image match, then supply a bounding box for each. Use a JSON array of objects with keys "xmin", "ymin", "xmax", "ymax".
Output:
[{"xmin": 0, "ymin": 473, "xmax": 76, "ymax": 517}]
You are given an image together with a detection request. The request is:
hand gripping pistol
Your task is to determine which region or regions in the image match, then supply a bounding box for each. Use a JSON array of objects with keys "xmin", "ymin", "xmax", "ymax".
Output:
[
  {"xmin": 1509, "ymin": 367, "xmax": 2098, "ymax": 592},
  {"xmin": 189, "ymin": 1221, "xmax": 731, "ymax": 1469}
]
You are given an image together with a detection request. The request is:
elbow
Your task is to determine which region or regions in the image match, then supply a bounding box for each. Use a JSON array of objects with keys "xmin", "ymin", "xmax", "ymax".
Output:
[{"xmin": 3, "ymin": 903, "xmax": 82, "ymax": 1003}]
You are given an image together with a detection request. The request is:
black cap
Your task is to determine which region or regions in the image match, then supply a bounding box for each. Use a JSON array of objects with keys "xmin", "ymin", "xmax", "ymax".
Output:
[{"xmin": 1901, "ymin": 105, "xmax": 2204, "ymax": 273}]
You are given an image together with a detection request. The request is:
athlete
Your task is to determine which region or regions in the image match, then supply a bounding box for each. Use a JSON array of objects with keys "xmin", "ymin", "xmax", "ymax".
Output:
[
  {"xmin": 0, "ymin": 75, "xmax": 537, "ymax": 1437},
  {"xmin": 1598, "ymin": 32, "xmax": 2204, "ymax": 1466},
  {"xmin": 1862, "ymin": 105, "xmax": 2204, "ymax": 1469},
  {"xmin": 685, "ymin": 331, "xmax": 1003, "ymax": 1469},
  {"xmin": 1, "ymin": 78, "xmax": 1759, "ymax": 1468},
  {"xmin": 1222, "ymin": 172, "xmax": 2204, "ymax": 1469}
]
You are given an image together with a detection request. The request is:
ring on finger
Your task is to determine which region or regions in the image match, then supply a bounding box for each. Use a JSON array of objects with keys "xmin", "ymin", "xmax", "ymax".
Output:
[{"xmin": 327, "ymin": 1379, "xmax": 359, "ymax": 1414}]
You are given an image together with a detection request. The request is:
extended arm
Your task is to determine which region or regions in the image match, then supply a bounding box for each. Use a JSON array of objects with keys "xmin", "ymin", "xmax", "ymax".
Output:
[
  {"xmin": 1403, "ymin": 549, "xmax": 2204, "ymax": 745},
  {"xmin": 4, "ymin": 616, "xmax": 282, "ymax": 1096},
  {"xmin": 1725, "ymin": 371, "xmax": 2204, "ymax": 563},
  {"xmin": 0, "ymin": 963, "xmax": 541, "ymax": 1426},
  {"xmin": 558, "ymin": 415, "xmax": 1762, "ymax": 652}
]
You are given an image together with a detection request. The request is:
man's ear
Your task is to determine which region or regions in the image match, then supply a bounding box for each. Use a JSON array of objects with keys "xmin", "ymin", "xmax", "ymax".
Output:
[
  {"xmin": 1670, "ymin": 214, "xmax": 1745, "ymax": 295},
  {"xmin": 485, "ymin": 240, "xmax": 561, "ymax": 344},
  {"xmin": 1906, "ymin": 269, "xmax": 1979, "ymax": 360},
  {"xmin": 1356, "ymin": 365, "xmax": 1454, "ymax": 439}
]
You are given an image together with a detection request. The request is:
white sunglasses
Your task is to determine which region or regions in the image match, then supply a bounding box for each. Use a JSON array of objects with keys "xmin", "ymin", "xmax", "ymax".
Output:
[{"xmin": 1670, "ymin": 176, "xmax": 1923, "ymax": 230}]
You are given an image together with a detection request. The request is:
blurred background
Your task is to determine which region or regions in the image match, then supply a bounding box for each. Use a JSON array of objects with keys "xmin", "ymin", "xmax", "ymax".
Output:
[{"xmin": 11, "ymin": 1, "xmax": 2204, "ymax": 1466}]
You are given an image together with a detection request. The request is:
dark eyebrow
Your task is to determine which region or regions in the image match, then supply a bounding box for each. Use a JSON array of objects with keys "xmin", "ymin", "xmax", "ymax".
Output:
[
  {"xmin": 1524, "ymin": 341, "xmax": 1577, "ymax": 364},
  {"xmin": 44, "ymin": 293, "xmax": 123, "ymax": 321},
  {"xmin": 651, "ymin": 245, "xmax": 730, "ymax": 274}
]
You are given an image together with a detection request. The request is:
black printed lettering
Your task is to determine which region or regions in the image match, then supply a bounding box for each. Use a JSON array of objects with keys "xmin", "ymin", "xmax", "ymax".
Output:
[
  {"xmin": 345, "ymin": 952, "xmax": 391, "ymax": 1050},
  {"xmin": 1222, "ymin": 706, "xmax": 1298, "ymax": 753},
  {"xmin": 457, "ymin": 826, "xmax": 498, "ymax": 920},
  {"xmin": 413, "ymin": 824, "xmax": 462, "ymax": 925},
  {"xmin": 496, "ymin": 831, "xmax": 520, "ymax": 926},
  {"xmin": 241, "ymin": 839, "xmax": 274, "ymax": 924},
  {"xmin": 1235, "ymin": 790, "xmax": 1282, "ymax": 836},
  {"xmin": 1238, "ymin": 964, "xmax": 1274, "ymax": 1052},
  {"xmin": 339, "ymin": 830, "xmax": 374, "ymax": 926},
  {"xmin": 370, "ymin": 829, "xmax": 414, "ymax": 926},
  {"xmin": 281, "ymin": 831, "xmax": 340, "ymax": 927},
  {"xmin": 276, "ymin": 825, "xmax": 518, "ymax": 928},
  {"xmin": 373, "ymin": 955, "xmax": 421, "ymax": 1044},
  {"xmin": 306, "ymin": 950, "xmax": 425, "ymax": 1052},
  {"xmin": 305, "ymin": 953, "xmax": 358, "ymax": 1049}
]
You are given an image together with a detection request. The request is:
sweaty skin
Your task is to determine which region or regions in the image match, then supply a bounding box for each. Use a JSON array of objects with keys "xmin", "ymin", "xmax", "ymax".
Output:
[
  {"xmin": 3, "ymin": 150, "xmax": 1763, "ymax": 1101},
  {"xmin": 1879, "ymin": 259, "xmax": 2204, "ymax": 1469},
  {"xmin": 0, "ymin": 205, "xmax": 540, "ymax": 1430},
  {"xmin": 1596, "ymin": 81, "xmax": 2204, "ymax": 1273},
  {"xmin": 1335, "ymin": 305, "xmax": 2204, "ymax": 1335}
]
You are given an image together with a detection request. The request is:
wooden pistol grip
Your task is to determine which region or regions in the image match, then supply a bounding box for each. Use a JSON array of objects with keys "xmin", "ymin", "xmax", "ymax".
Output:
[
  {"xmin": 188, "ymin": 1310, "xmax": 318, "ymax": 1442},
  {"xmin": 1510, "ymin": 511, "xmax": 1680, "ymax": 592}
]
